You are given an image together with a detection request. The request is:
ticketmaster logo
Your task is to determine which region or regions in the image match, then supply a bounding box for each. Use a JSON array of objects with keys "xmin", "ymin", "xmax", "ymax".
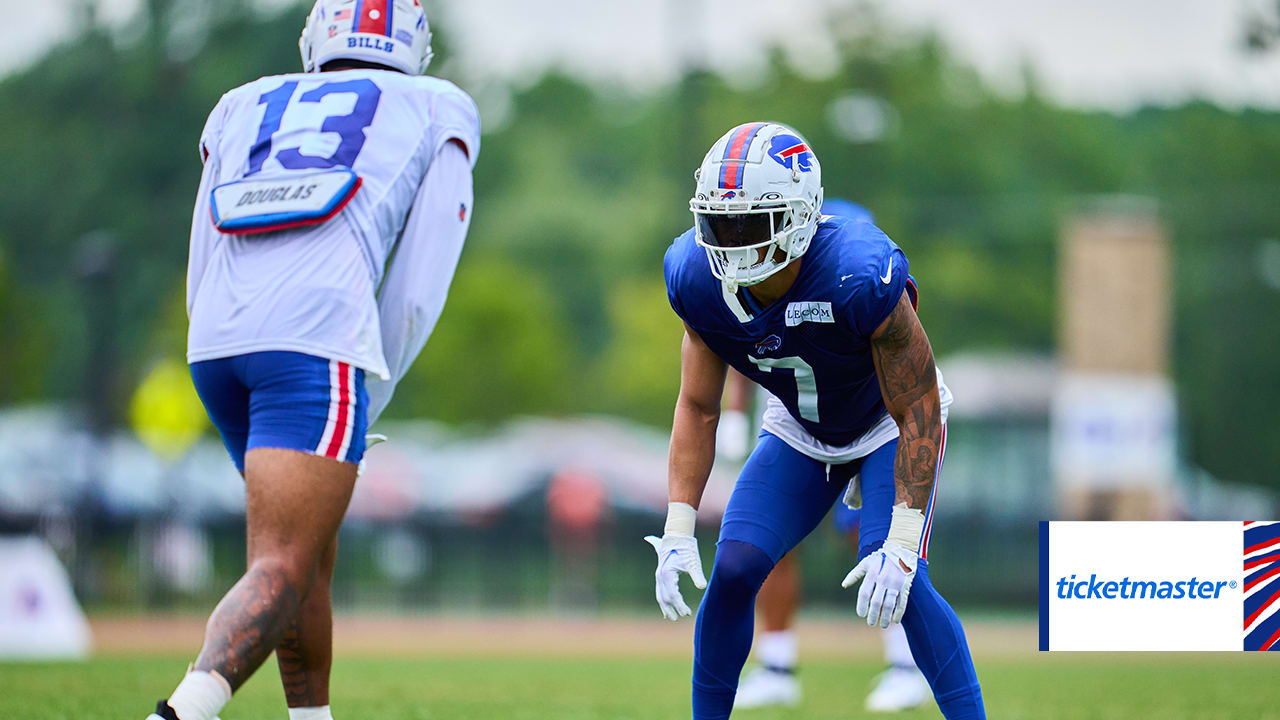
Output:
[
  {"xmin": 1041, "ymin": 522, "xmax": 1251, "ymax": 651},
  {"xmin": 1055, "ymin": 573, "xmax": 1238, "ymax": 600}
]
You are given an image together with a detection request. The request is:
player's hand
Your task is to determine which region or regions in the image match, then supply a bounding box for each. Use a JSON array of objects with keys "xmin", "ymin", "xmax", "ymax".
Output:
[
  {"xmin": 643, "ymin": 533, "xmax": 707, "ymax": 621},
  {"xmin": 841, "ymin": 542, "xmax": 918, "ymax": 628}
]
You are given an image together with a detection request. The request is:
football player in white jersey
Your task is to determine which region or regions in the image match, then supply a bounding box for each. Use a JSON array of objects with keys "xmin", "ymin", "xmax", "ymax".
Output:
[{"xmin": 148, "ymin": 2, "xmax": 479, "ymax": 719}]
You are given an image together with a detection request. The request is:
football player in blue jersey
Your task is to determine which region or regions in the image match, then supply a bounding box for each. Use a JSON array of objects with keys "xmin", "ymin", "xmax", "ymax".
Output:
[
  {"xmin": 645, "ymin": 123, "xmax": 985, "ymax": 720},
  {"xmin": 730, "ymin": 199, "xmax": 932, "ymax": 714}
]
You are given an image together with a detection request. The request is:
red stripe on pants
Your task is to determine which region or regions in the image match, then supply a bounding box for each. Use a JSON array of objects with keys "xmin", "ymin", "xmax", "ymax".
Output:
[{"xmin": 324, "ymin": 362, "xmax": 351, "ymax": 459}]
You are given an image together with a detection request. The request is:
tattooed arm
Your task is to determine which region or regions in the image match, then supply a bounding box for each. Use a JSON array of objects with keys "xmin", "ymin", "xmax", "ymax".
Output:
[
  {"xmin": 841, "ymin": 287, "xmax": 942, "ymax": 627},
  {"xmin": 870, "ymin": 290, "xmax": 942, "ymax": 511}
]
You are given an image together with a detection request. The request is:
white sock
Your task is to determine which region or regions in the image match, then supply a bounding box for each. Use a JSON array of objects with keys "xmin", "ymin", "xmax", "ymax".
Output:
[
  {"xmin": 756, "ymin": 629, "xmax": 798, "ymax": 671},
  {"xmin": 167, "ymin": 670, "xmax": 231, "ymax": 720},
  {"xmin": 288, "ymin": 706, "xmax": 333, "ymax": 720},
  {"xmin": 882, "ymin": 623, "xmax": 916, "ymax": 669}
]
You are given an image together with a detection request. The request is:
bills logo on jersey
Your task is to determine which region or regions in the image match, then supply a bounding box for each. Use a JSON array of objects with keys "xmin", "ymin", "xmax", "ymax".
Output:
[
  {"xmin": 755, "ymin": 334, "xmax": 782, "ymax": 356},
  {"xmin": 768, "ymin": 134, "xmax": 814, "ymax": 172}
]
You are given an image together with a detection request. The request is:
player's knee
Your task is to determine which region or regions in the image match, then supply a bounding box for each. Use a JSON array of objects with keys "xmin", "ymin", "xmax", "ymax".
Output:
[
  {"xmin": 247, "ymin": 551, "xmax": 317, "ymax": 596},
  {"xmin": 710, "ymin": 540, "xmax": 774, "ymax": 596}
]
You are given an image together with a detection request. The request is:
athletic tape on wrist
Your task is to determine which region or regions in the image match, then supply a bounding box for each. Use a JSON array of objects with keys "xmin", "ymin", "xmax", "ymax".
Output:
[
  {"xmin": 886, "ymin": 502, "xmax": 925, "ymax": 553},
  {"xmin": 664, "ymin": 501, "xmax": 697, "ymax": 537}
]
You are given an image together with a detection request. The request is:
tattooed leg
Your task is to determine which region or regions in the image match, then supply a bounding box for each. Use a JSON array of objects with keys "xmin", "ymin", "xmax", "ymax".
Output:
[
  {"xmin": 192, "ymin": 448, "xmax": 356, "ymax": 693},
  {"xmin": 193, "ymin": 558, "xmax": 305, "ymax": 689},
  {"xmin": 276, "ymin": 536, "xmax": 338, "ymax": 707}
]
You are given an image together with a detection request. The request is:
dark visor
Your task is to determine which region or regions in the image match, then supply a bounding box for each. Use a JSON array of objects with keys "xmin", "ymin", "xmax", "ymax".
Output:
[{"xmin": 696, "ymin": 211, "xmax": 784, "ymax": 249}]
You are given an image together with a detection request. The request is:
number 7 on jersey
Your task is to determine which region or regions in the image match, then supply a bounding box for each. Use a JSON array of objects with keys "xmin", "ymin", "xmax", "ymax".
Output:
[{"xmin": 749, "ymin": 355, "xmax": 820, "ymax": 422}]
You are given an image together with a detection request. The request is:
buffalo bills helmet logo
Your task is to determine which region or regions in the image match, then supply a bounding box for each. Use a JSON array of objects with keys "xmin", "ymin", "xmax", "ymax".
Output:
[
  {"xmin": 755, "ymin": 334, "xmax": 783, "ymax": 356},
  {"xmin": 768, "ymin": 134, "xmax": 814, "ymax": 172}
]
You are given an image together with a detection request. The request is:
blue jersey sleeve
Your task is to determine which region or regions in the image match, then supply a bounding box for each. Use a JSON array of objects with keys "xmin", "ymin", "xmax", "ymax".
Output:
[
  {"xmin": 663, "ymin": 230, "xmax": 696, "ymax": 323},
  {"xmin": 839, "ymin": 223, "xmax": 910, "ymax": 339}
]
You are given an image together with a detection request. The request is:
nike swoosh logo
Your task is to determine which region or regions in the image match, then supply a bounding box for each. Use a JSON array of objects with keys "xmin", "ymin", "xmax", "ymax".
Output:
[
  {"xmin": 662, "ymin": 549, "xmax": 679, "ymax": 567},
  {"xmin": 880, "ymin": 258, "xmax": 893, "ymax": 284},
  {"xmin": 840, "ymin": 273, "xmax": 855, "ymax": 282}
]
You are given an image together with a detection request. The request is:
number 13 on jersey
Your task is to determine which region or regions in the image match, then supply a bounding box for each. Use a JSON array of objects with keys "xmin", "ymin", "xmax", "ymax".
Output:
[{"xmin": 248, "ymin": 79, "xmax": 382, "ymax": 175}]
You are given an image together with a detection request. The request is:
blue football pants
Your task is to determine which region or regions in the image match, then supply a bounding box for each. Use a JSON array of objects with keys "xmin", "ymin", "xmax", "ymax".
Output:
[{"xmin": 691, "ymin": 431, "xmax": 985, "ymax": 719}]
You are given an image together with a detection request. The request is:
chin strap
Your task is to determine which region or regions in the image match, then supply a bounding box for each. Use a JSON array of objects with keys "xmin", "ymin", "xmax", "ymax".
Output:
[{"xmin": 723, "ymin": 252, "xmax": 743, "ymax": 294}]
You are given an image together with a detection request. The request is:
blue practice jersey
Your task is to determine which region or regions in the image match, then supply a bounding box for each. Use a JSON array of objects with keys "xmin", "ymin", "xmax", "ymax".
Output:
[{"xmin": 664, "ymin": 217, "xmax": 915, "ymax": 447}]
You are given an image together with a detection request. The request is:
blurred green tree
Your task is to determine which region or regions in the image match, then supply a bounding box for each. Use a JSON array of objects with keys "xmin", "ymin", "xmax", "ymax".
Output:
[
  {"xmin": 0, "ymin": 2, "xmax": 1278, "ymax": 487},
  {"xmin": 589, "ymin": 279, "xmax": 684, "ymax": 427},
  {"xmin": 385, "ymin": 256, "xmax": 575, "ymax": 424}
]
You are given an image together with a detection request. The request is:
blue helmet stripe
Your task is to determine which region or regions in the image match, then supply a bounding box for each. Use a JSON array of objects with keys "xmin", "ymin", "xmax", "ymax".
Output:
[{"xmin": 352, "ymin": 0, "xmax": 365, "ymax": 32}]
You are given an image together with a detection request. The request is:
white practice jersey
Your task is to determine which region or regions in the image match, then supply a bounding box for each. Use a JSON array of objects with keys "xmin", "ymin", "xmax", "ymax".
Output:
[{"xmin": 187, "ymin": 69, "xmax": 480, "ymax": 382}]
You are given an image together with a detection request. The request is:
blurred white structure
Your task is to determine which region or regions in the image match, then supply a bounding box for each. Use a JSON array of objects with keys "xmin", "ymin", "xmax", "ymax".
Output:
[{"xmin": 0, "ymin": 536, "xmax": 91, "ymax": 659}]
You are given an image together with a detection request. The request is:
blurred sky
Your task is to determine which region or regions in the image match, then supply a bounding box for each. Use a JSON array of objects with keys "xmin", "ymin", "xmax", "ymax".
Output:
[{"xmin": 3, "ymin": 0, "xmax": 1280, "ymax": 110}]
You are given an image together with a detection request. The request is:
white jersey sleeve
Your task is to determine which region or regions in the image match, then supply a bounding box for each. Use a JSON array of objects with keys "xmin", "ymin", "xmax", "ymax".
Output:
[
  {"xmin": 186, "ymin": 70, "xmax": 481, "ymax": 380},
  {"xmin": 427, "ymin": 84, "xmax": 481, "ymax": 168},
  {"xmin": 366, "ymin": 140, "xmax": 473, "ymax": 424},
  {"xmin": 197, "ymin": 92, "xmax": 231, "ymax": 164},
  {"xmin": 187, "ymin": 93, "xmax": 230, "ymax": 319}
]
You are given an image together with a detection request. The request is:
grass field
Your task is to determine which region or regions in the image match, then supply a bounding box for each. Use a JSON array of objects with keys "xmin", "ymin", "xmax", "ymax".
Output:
[{"xmin": 3, "ymin": 616, "xmax": 1279, "ymax": 719}]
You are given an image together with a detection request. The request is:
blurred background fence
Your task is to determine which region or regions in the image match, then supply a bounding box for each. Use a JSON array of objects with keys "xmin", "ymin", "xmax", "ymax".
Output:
[
  {"xmin": 1, "ymin": 384, "xmax": 1272, "ymax": 614},
  {"xmin": 3, "ymin": 0, "xmax": 1280, "ymax": 621}
]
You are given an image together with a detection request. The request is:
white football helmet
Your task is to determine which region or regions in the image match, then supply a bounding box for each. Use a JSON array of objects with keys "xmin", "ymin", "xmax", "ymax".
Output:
[
  {"xmin": 300, "ymin": 0, "xmax": 434, "ymax": 76},
  {"xmin": 690, "ymin": 122, "xmax": 824, "ymax": 292}
]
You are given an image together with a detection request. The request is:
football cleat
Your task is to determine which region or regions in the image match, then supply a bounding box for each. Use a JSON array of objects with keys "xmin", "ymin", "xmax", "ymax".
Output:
[
  {"xmin": 864, "ymin": 666, "xmax": 932, "ymax": 713},
  {"xmin": 733, "ymin": 665, "xmax": 801, "ymax": 709},
  {"xmin": 146, "ymin": 700, "xmax": 221, "ymax": 720},
  {"xmin": 146, "ymin": 700, "xmax": 179, "ymax": 720}
]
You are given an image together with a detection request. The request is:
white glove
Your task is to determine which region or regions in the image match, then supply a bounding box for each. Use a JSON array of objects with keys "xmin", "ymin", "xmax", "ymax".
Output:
[
  {"xmin": 643, "ymin": 502, "xmax": 707, "ymax": 621},
  {"xmin": 842, "ymin": 542, "xmax": 917, "ymax": 628},
  {"xmin": 841, "ymin": 503, "xmax": 926, "ymax": 628}
]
